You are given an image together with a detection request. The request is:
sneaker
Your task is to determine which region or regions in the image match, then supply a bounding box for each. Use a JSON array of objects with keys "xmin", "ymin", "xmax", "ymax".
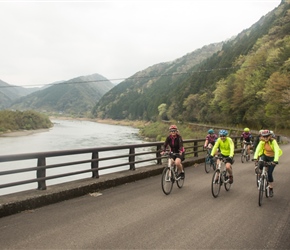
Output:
[
  {"xmin": 179, "ymin": 172, "xmax": 185, "ymax": 179},
  {"xmin": 229, "ymin": 175, "xmax": 233, "ymax": 184},
  {"xmin": 269, "ymin": 188, "xmax": 274, "ymax": 197}
]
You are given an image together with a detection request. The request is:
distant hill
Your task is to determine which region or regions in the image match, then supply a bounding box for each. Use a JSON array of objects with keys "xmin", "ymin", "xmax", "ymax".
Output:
[
  {"xmin": 92, "ymin": 42, "xmax": 224, "ymax": 120},
  {"xmin": 9, "ymin": 73, "xmax": 114, "ymax": 117},
  {"xmin": 93, "ymin": 1, "xmax": 290, "ymax": 129},
  {"xmin": 0, "ymin": 79, "xmax": 39, "ymax": 109}
]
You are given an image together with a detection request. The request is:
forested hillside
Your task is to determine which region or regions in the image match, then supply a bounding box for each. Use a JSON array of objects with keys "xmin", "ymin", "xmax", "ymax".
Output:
[
  {"xmin": 0, "ymin": 79, "xmax": 38, "ymax": 109},
  {"xmin": 9, "ymin": 74, "xmax": 114, "ymax": 117},
  {"xmin": 93, "ymin": 1, "xmax": 290, "ymax": 130}
]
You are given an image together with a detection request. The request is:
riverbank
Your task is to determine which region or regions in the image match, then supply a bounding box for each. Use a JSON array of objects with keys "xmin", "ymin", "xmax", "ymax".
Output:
[{"xmin": 0, "ymin": 128, "xmax": 50, "ymax": 137}]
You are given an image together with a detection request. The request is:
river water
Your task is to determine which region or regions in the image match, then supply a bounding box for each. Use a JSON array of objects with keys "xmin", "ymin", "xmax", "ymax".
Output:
[{"xmin": 0, "ymin": 119, "xmax": 149, "ymax": 195}]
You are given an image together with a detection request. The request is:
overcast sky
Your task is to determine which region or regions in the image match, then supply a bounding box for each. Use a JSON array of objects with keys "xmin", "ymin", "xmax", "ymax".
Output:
[{"xmin": 0, "ymin": 0, "xmax": 281, "ymax": 87}]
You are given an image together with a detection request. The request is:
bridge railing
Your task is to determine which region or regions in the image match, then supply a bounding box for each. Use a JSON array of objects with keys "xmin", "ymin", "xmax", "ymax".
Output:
[{"xmin": 0, "ymin": 137, "xmax": 240, "ymax": 194}]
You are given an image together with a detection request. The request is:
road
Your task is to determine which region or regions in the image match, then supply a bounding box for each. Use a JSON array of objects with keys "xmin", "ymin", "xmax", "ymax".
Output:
[{"xmin": 0, "ymin": 144, "xmax": 290, "ymax": 249}]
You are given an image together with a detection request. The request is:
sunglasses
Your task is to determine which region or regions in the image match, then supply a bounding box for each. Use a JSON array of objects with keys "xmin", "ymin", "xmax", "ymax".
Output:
[
  {"xmin": 170, "ymin": 130, "xmax": 177, "ymax": 133},
  {"xmin": 220, "ymin": 135, "xmax": 226, "ymax": 138},
  {"xmin": 263, "ymin": 135, "xmax": 270, "ymax": 138}
]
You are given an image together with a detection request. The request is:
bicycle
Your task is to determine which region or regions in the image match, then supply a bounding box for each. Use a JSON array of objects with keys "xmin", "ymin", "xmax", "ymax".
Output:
[
  {"xmin": 255, "ymin": 160, "xmax": 273, "ymax": 206},
  {"xmin": 161, "ymin": 152, "xmax": 185, "ymax": 195},
  {"xmin": 241, "ymin": 140, "xmax": 252, "ymax": 163},
  {"xmin": 211, "ymin": 155, "xmax": 231, "ymax": 198},
  {"xmin": 204, "ymin": 144, "xmax": 216, "ymax": 173}
]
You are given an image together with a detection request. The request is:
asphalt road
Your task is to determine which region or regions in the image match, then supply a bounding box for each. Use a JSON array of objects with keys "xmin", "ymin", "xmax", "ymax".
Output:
[{"xmin": 1, "ymin": 144, "xmax": 290, "ymax": 250}]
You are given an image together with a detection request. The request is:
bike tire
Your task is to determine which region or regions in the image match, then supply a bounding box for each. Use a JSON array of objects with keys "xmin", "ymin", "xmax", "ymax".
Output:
[
  {"xmin": 211, "ymin": 169, "xmax": 221, "ymax": 198},
  {"xmin": 161, "ymin": 167, "xmax": 174, "ymax": 195},
  {"xmin": 176, "ymin": 169, "xmax": 185, "ymax": 188},
  {"xmin": 205, "ymin": 155, "xmax": 211, "ymax": 173},
  {"xmin": 258, "ymin": 176, "xmax": 264, "ymax": 206},
  {"xmin": 241, "ymin": 150, "xmax": 245, "ymax": 163},
  {"xmin": 223, "ymin": 171, "xmax": 231, "ymax": 191}
]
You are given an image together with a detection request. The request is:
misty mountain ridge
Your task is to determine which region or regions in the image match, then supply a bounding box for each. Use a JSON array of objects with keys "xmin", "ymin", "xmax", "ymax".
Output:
[{"xmin": 8, "ymin": 73, "xmax": 114, "ymax": 117}]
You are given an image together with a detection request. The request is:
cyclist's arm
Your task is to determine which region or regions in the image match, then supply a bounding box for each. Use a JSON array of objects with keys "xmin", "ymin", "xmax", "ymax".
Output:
[
  {"xmin": 254, "ymin": 141, "xmax": 263, "ymax": 159},
  {"xmin": 229, "ymin": 138, "xmax": 234, "ymax": 157},
  {"xmin": 272, "ymin": 140, "xmax": 281, "ymax": 162}
]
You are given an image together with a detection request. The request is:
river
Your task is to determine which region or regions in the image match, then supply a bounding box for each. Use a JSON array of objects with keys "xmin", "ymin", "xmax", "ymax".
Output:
[{"xmin": 0, "ymin": 119, "xmax": 149, "ymax": 195}]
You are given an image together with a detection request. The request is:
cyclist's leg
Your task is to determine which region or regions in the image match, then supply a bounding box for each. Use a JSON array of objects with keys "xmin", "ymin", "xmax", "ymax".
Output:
[{"xmin": 175, "ymin": 156, "xmax": 184, "ymax": 179}]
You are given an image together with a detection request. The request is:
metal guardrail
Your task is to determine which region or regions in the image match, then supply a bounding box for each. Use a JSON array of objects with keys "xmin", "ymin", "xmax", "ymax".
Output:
[{"xmin": 0, "ymin": 137, "xmax": 242, "ymax": 193}]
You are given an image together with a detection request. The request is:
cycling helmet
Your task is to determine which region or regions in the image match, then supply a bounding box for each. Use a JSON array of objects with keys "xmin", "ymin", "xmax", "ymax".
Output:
[
  {"xmin": 208, "ymin": 129, "xmax": 214, "ymax": 134},
  {"xmin": 219, "ymin": 129, "xmax": 228, "ymax": 136},
  {"xmin": 169, "ymin": 125, "xmax": 177, "ymax": 130},
  {"xmin": 270, "ymin": 130, "xmax": 275, "ymax": 137},
  {"xmin": 244, "ymin": 127, "xmax": 250, "ymax": 132},
  {"xmin": 261, "ymin": 130, "xmax": 271, "ymax": 137}
]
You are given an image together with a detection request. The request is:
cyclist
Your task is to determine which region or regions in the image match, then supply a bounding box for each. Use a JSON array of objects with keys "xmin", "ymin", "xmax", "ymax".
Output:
[
  {"xmin": 240, "ymin": 127, "xmax": 253, "ymax": 160},
  {"xmin": 203, "ymin": 129, "xmax": 218, "ymax": 150},
  {"xmin": 161, "ymin": 124, "xmax": 185, "ymax": 179},
  {"xmin": 210, "ymin": 129, "xmax": 235, "ymax": 184},
  {"xmin": 253, "ymin": 129, "xmax": 283, "ymax": 197}
]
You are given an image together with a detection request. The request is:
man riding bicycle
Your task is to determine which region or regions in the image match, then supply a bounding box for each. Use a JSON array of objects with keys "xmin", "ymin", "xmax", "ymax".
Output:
[{"xmin": 210, "ymin": 129, "xmax": 235, "ymax": 184}]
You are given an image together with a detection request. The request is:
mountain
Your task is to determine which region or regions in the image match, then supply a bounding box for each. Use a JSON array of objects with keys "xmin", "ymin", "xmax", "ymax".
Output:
[
  {"xmin": 93, "ymin": 1, "xmax": 290, "ymax": 129},
  {"xmin": 9, "ymin": 73, "xmax": 114, "ymax": 117},
  {"xmin": 0, "ymin": 79, "xmax": 39, "ymax": 109},
  {"xmin": 92, "ymin": 42, "xmax": 224, "ymax": 120}
]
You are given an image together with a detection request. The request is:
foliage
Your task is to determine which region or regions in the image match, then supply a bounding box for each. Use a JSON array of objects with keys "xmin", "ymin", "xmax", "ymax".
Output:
[
  {"xmin": 0, "ymin": 110, "xmax": 53, "ymax": 133},
  {"xmin": 93, "ymin": 2, "xmax": 290, "ymax": 131}
]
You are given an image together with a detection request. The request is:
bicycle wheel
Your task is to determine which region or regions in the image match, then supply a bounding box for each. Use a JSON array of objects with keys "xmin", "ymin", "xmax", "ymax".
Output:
[
  {"xmin": 223, "ymin": 171, "xmax": 231, "ymax": 191},
  {"xmin": 161, "ymin": 167, "xmax": 174, "ymax": 195},
  {"xmin": 205, "ymin": 155, "xmax": 211, "ymax": 173},
  {"xmin": 241, "ymin": 150, "xmax": 245, "ymax": 163},
  {"xmin": 211, "ymin": 170, "xmax": 221, "ymax": 198},
  {"xmin": 258, "ymin": 176, "xmax": 264, "ymax": 206},
  {"xmin": 176, "ymin": 169, "xmax": 185, "ymax": 188}
]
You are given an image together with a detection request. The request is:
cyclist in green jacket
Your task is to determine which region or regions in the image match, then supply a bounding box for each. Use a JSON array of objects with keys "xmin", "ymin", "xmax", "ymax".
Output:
[
  {"xmin": 210, "ymin": 129, "xmax": 235, "ymax": 184},
  {"xmin": 253, "ymin": 129, "xmax": 283, "ymax": 197}
]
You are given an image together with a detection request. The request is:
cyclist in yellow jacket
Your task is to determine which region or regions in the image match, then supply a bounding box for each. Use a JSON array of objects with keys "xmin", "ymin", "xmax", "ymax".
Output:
[
  {"xmin": 253, "ymin": 130, "xmax": 282, "ymax": 197},
  {"xmin": 210, "ymin": 129, "xmax": 235, "ymax": 184}
]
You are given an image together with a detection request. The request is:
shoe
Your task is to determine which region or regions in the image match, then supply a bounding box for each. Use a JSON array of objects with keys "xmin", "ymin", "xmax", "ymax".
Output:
[
  {"xmin": 229, "ymin": 175, "xmax": 233, "ymax": 184},
  {"xmin": 269, "ymin": 188, "xmax": 274, "ymax": 197},
  {"xmin": 179, "ymin": 172, "xmax": 185, "ymax": 179}
]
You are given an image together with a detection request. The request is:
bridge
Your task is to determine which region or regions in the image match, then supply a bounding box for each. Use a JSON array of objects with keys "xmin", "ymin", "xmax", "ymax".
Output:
[{"xmin": 0, "ymin": 142, "xmax": 289, "ymax": 249}]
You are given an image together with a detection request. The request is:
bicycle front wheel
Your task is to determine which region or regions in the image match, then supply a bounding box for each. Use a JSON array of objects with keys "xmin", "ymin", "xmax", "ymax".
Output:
[
  {"xmin": 258, "ymin": 176, "xmax": 264, "ymax": 206},
  {"xmin": 211, "ymin": 170, "xmax": 221, "ymax": 198},
  {"xmin": 205, "ymin": 155, "xmax": 211, "ymax": 173},
  {"xmin": 161, "ymin": 167, "xmax": 174, "ymax": 195},
  {"xmin": 241, "ymin": 150, "xmax": 245, "ymax": 163}
]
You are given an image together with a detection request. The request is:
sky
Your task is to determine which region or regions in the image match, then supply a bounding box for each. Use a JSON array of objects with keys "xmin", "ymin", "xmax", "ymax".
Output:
[{"xmin": 0, "ymin": 0, "xmax": 281, "ymax": 88}]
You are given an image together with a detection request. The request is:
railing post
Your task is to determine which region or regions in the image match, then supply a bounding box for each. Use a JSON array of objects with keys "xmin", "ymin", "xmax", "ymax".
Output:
[
  {"xmin": 129, "ymin": 147, "xmax": 135, "ymax": 170},
  {"xmin": 156, "ymin": 145, "xmax": 162, "ymax": 165},
  {"xmin": 194, "ymin": 141, "xmax": 198, "ymax": 157},
  {"xmin": 37, "ymin": 157, "xmax": 46, "ymax": 190},
  {"xmin": 91, "ymin": 151, "xmax": 99, "ymax": 178}
]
